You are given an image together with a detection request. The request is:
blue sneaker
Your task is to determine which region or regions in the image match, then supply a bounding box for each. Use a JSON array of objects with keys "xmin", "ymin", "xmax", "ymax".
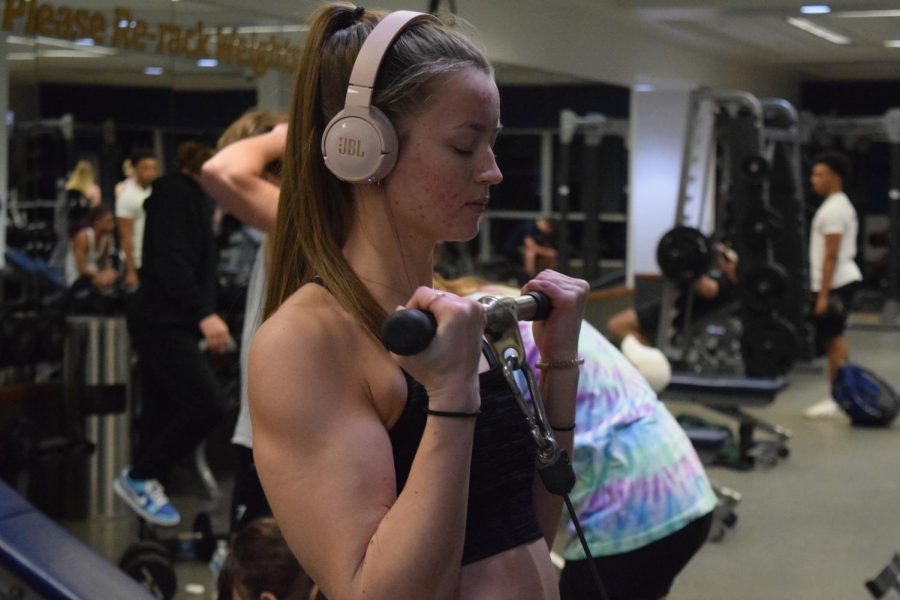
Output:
[{"xmin": 113, "ymin": 467, "xmax": 181, "ymax": 527}]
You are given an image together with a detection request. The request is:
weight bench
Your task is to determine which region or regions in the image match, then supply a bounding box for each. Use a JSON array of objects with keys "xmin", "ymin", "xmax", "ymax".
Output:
[
  {"xmin": 673, "ymin": 417, "xmax": 743, "ymax": 541},
  {"xmin": 866, "ymin": 553, "xmax": 900, "ymax": 598},
  {"xmin": 661, "ymin": 372, "xmax": 790, "ymax": 469},
  {"xmin": 0, "ymin": 479, "xmax": 154, "ymax": 599},
  {"xmin": 4, "ymin": 249, "xmax": 66, "ymax": 291}
]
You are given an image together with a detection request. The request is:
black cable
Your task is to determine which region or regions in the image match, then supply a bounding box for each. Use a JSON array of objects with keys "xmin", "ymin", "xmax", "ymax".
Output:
[{"xmin": 563, "ymin": 494, "xmax": 610, "ymax": 600}]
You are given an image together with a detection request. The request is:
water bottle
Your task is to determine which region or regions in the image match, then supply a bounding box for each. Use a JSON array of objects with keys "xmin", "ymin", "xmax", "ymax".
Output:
[{"xmin": 209, "ymin": 539, "xmax": 229, "ymax": 598}]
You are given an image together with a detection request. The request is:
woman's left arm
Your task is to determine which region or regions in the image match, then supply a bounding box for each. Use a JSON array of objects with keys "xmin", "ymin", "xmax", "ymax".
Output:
[{"xmin": 521, "ymin": 270, "xmax": 589, "ymax": 545}]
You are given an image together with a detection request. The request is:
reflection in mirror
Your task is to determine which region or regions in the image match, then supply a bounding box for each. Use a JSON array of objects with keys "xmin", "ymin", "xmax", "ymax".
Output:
[
  {"xmin": 0, "ymin": 2, "xmax": 632, "ymax": 576},
  {"xmin": 0, "ymin": 0, "xmax": 310, "ymax": 570},
  {"xmin": 4, "ymin": 0, "xmax": 306, "ymax": 223}
]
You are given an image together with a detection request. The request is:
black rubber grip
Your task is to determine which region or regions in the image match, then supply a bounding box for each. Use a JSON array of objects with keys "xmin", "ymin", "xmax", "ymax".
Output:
[
  {"xmin": 525, "ymin": 291, "xmax": 552, "ymax": 321},
  {"xmin": 381, "ymin": 309, "xmax": 437, "ymax": 356}
]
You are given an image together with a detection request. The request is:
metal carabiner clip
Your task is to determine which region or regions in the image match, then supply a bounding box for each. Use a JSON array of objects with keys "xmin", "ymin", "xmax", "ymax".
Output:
[{"xmin": 479, "ymin": 295, "xmax": 575, "ymax": 496}]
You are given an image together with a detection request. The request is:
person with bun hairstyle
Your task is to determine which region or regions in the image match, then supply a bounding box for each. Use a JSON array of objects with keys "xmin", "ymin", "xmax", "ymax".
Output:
[{"xmin": 249, "ymin": 4, "xmax": 588, "ymax": 599}]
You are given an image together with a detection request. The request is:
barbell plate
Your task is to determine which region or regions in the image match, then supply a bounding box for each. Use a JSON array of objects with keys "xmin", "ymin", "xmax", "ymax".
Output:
[
  {"xmin": 741, "ymin": 315, "xmax": 798, "ymax": 377},
  {"xmin": 739, "ymin": 262, "xmax": 790, "ymax": 312},
  {"xmin": 657, "ymin": 226, "xmax": 712, "ymax": 284}
]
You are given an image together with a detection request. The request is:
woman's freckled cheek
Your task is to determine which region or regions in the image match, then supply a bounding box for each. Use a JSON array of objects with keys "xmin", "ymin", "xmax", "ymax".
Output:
[{"xmin": 439, "ymin": 191, "xmax": 455, "ymax": 224}]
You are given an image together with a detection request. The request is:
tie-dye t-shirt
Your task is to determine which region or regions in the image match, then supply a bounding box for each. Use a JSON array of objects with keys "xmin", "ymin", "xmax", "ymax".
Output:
[{"xmin": 473, "ymin": 286, "xmax": 716, "ymax": 559}]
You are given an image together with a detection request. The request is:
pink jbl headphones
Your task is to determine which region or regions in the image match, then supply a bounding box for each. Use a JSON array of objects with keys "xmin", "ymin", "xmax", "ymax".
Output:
[{"xmin": 321, "ymin": 10, "xmax": 439, "ymax": 183}]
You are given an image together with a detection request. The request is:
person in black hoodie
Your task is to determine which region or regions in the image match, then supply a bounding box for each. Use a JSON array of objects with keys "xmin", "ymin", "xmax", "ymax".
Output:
[{"xmin": 113, "ymin": 140, "xmax": 228, "ymax": 527}]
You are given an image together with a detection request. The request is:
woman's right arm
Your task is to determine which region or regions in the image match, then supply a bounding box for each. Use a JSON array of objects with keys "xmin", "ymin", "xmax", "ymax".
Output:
[
  {"xmin": 249, "ymin": 292, "xmax": 484, "ymax": 600},
  {"xmin": 201, "ymin": 125, "xmax": 286, "ymax": 233}
]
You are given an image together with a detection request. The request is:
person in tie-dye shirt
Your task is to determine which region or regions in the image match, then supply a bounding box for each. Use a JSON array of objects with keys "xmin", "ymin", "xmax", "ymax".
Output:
[{"xmin": 456, "ymin": 279, "xmax": 716, "ymax": 600}]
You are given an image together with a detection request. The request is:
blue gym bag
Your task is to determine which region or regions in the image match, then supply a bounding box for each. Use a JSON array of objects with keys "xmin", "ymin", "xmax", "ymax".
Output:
[{"xmin": 832, "ymin": 363, "xmax": 900, "ymax": 427}]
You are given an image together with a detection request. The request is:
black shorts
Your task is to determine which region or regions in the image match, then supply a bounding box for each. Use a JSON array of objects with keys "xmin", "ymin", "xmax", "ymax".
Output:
[
  {"xmin": 559, "ymin": 511, "xmax": 713, "ymax": 600},
  {"xmin": 636, "ymin": 287, "xmax": 736, "ymax": 341},
  {"xmin": 811, "ymin": 281, "xmax": 859, "ymax": 354},
  {"xmin": 635, "ymin": 300, "xmax": 664, "ymax": 340}
]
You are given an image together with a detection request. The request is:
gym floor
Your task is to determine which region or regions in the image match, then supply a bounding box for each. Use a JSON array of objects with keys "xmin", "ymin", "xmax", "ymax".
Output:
[
  {"xmin": 670, "ymin": 324, "xmax": 900, "ymax": 600},
  {"xmin": 56, "ymin": 323, "xmax": 899, "ymax": 600}
]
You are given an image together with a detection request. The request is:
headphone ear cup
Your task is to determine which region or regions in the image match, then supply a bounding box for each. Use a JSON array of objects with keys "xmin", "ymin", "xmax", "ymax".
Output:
[{"xmin": 321, "ymin": 105, "xmax": 399, "ymax": 183}]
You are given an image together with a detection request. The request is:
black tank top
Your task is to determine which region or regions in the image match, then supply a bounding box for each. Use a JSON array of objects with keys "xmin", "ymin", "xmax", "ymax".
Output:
[
  {"xmin": 66, "ymin": 189, "xmax": 91, "ymax": 236},
  {"xmin": 307, "ymin": 278, "xmax": 543, "ymax": 564},
  {"xmin": 389, "ymin": 345, "xmax": 544, "ymax": 565}
]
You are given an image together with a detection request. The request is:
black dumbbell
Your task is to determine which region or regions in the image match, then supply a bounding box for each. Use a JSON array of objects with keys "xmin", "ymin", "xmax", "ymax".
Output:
[
  {"xmin": 825, "ymin": 295, "xmax": 845, "ymax": 320},
  {"xmin": 811, "ymin": 294, "xmax": 845, "ymax": 320},
  {"xmin": 119, "ymin": 540, "xmax": 177, "ymax": 600},
  {"xmin": 137, "ymin": 512, "xmax": 222, "ymax": 563}
]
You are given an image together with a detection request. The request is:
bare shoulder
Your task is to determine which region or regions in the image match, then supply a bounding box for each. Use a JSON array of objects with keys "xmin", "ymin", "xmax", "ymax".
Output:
[
  {"xmin": 248, "ymin": 286, "xmax": 406, "ymax": 590},
  {"xmin": 248, "ymin": 284, "xmax": 395, "ymax": 430},
  {"xmin": 251, "ymin": 285, "xmax": 361, "ymax": 399},
  {"xmin": 71, "ymin": 229, "xmax": 89, "ymax": 248},
  {"xmin": 252, "ymin": 285, "xmax": 347, "ymax": 367},
  {"xmin": 248, "ymin": 285, "xmax": 406, "ymax": 448}
]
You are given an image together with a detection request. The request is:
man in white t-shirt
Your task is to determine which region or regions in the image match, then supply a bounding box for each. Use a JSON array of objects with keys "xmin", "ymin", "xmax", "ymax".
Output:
[
  {"xmin": 805, "ymin": 152, "xmax": 863, "ymax": 418},
  {"xmin": 115, "ymin": 150, "xmax": 159, "ymax": 290}
]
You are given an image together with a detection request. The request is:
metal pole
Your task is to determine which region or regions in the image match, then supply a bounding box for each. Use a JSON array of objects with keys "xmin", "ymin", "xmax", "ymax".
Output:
[
  {"xmin": 556, "ymin": 139, "xmax": 571, "ymax": 274},
  {"xmin": 0, "ymin": 34, "xmax": 8, "ymax": 270},
  {"xmin": 883, "ymin": 143, "xmax": 900, "ymax": 324},
  {"xmin": 581, "ymin": 133, "xmax": 602, "ymax": 281}
]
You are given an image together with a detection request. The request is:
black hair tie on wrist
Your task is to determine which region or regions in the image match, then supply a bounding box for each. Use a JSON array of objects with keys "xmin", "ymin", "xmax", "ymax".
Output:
[
  {"xmin": 551, "ymin": 423, "xmax": 576, "ymax": 432},
  {"xmin": 426, "ymin": 408, "xmax": 481, "ymax": 418}
]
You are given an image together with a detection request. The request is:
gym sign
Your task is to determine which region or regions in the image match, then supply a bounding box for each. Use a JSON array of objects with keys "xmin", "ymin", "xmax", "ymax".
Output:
[{"xmin": 1, "ymin": 0, "xmax": 302, "ymax": 75}]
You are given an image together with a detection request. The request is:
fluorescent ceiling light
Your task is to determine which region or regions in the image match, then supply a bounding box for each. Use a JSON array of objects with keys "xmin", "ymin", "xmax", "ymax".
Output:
[
  {"xmin": 801, "ymin": 5, "xmax": 831, "ymax": 14},
  {"xmin": 197, "ymin": 58, "xmax": 219, "ymax": 68},
  {"xmin": 786, "ymin": 17, "xmax": 850, "ymax": 44},
  {"xmin": 833, "ymin": 9, "xmax": 900, "ymax": 18},
  {"xmin": 233, "ymin": 24, "xmax": 307, "ymax": 34},
  {"xmin": 7, "ymin": 35, "xmax": 117, "ymax": 55},
  {"xmin": 634, "ymin": 83, "xmax": 655, "ymax": 92},
  {"xmin": 8, "ymin": 50, "xmax": 107, "ymax": 59},
  {"xmin": 202, "ymin": 24, "xmax": 307, "ymax": 35},
  {"xmin": 144, "ymin": 66, "xmax": 165, "ymax": 75},
  {"xmin": 884, "ymin": 40, "xmax": 900, "ymax": 48}
]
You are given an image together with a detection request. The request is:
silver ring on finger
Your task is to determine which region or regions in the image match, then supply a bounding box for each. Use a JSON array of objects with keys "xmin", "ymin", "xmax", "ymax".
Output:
[{"xmin": 427, "ymin": 292, "xmax": 446, "ymax": 310}]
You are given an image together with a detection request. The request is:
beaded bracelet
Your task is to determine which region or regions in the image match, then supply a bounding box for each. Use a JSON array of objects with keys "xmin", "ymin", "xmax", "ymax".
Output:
[
  {"xmin": 535, "ymin": 357, "xmax": 585, "ymax": 370},
  {"xmin": 426, "ymin": 408, "xmax": 482, "ymax": 418}
]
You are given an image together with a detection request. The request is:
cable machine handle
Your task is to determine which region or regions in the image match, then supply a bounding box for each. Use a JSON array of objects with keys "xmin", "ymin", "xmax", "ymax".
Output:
[{"xmin": 381, "ymin": 291, "xmax": 551, "ymax": 356}]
